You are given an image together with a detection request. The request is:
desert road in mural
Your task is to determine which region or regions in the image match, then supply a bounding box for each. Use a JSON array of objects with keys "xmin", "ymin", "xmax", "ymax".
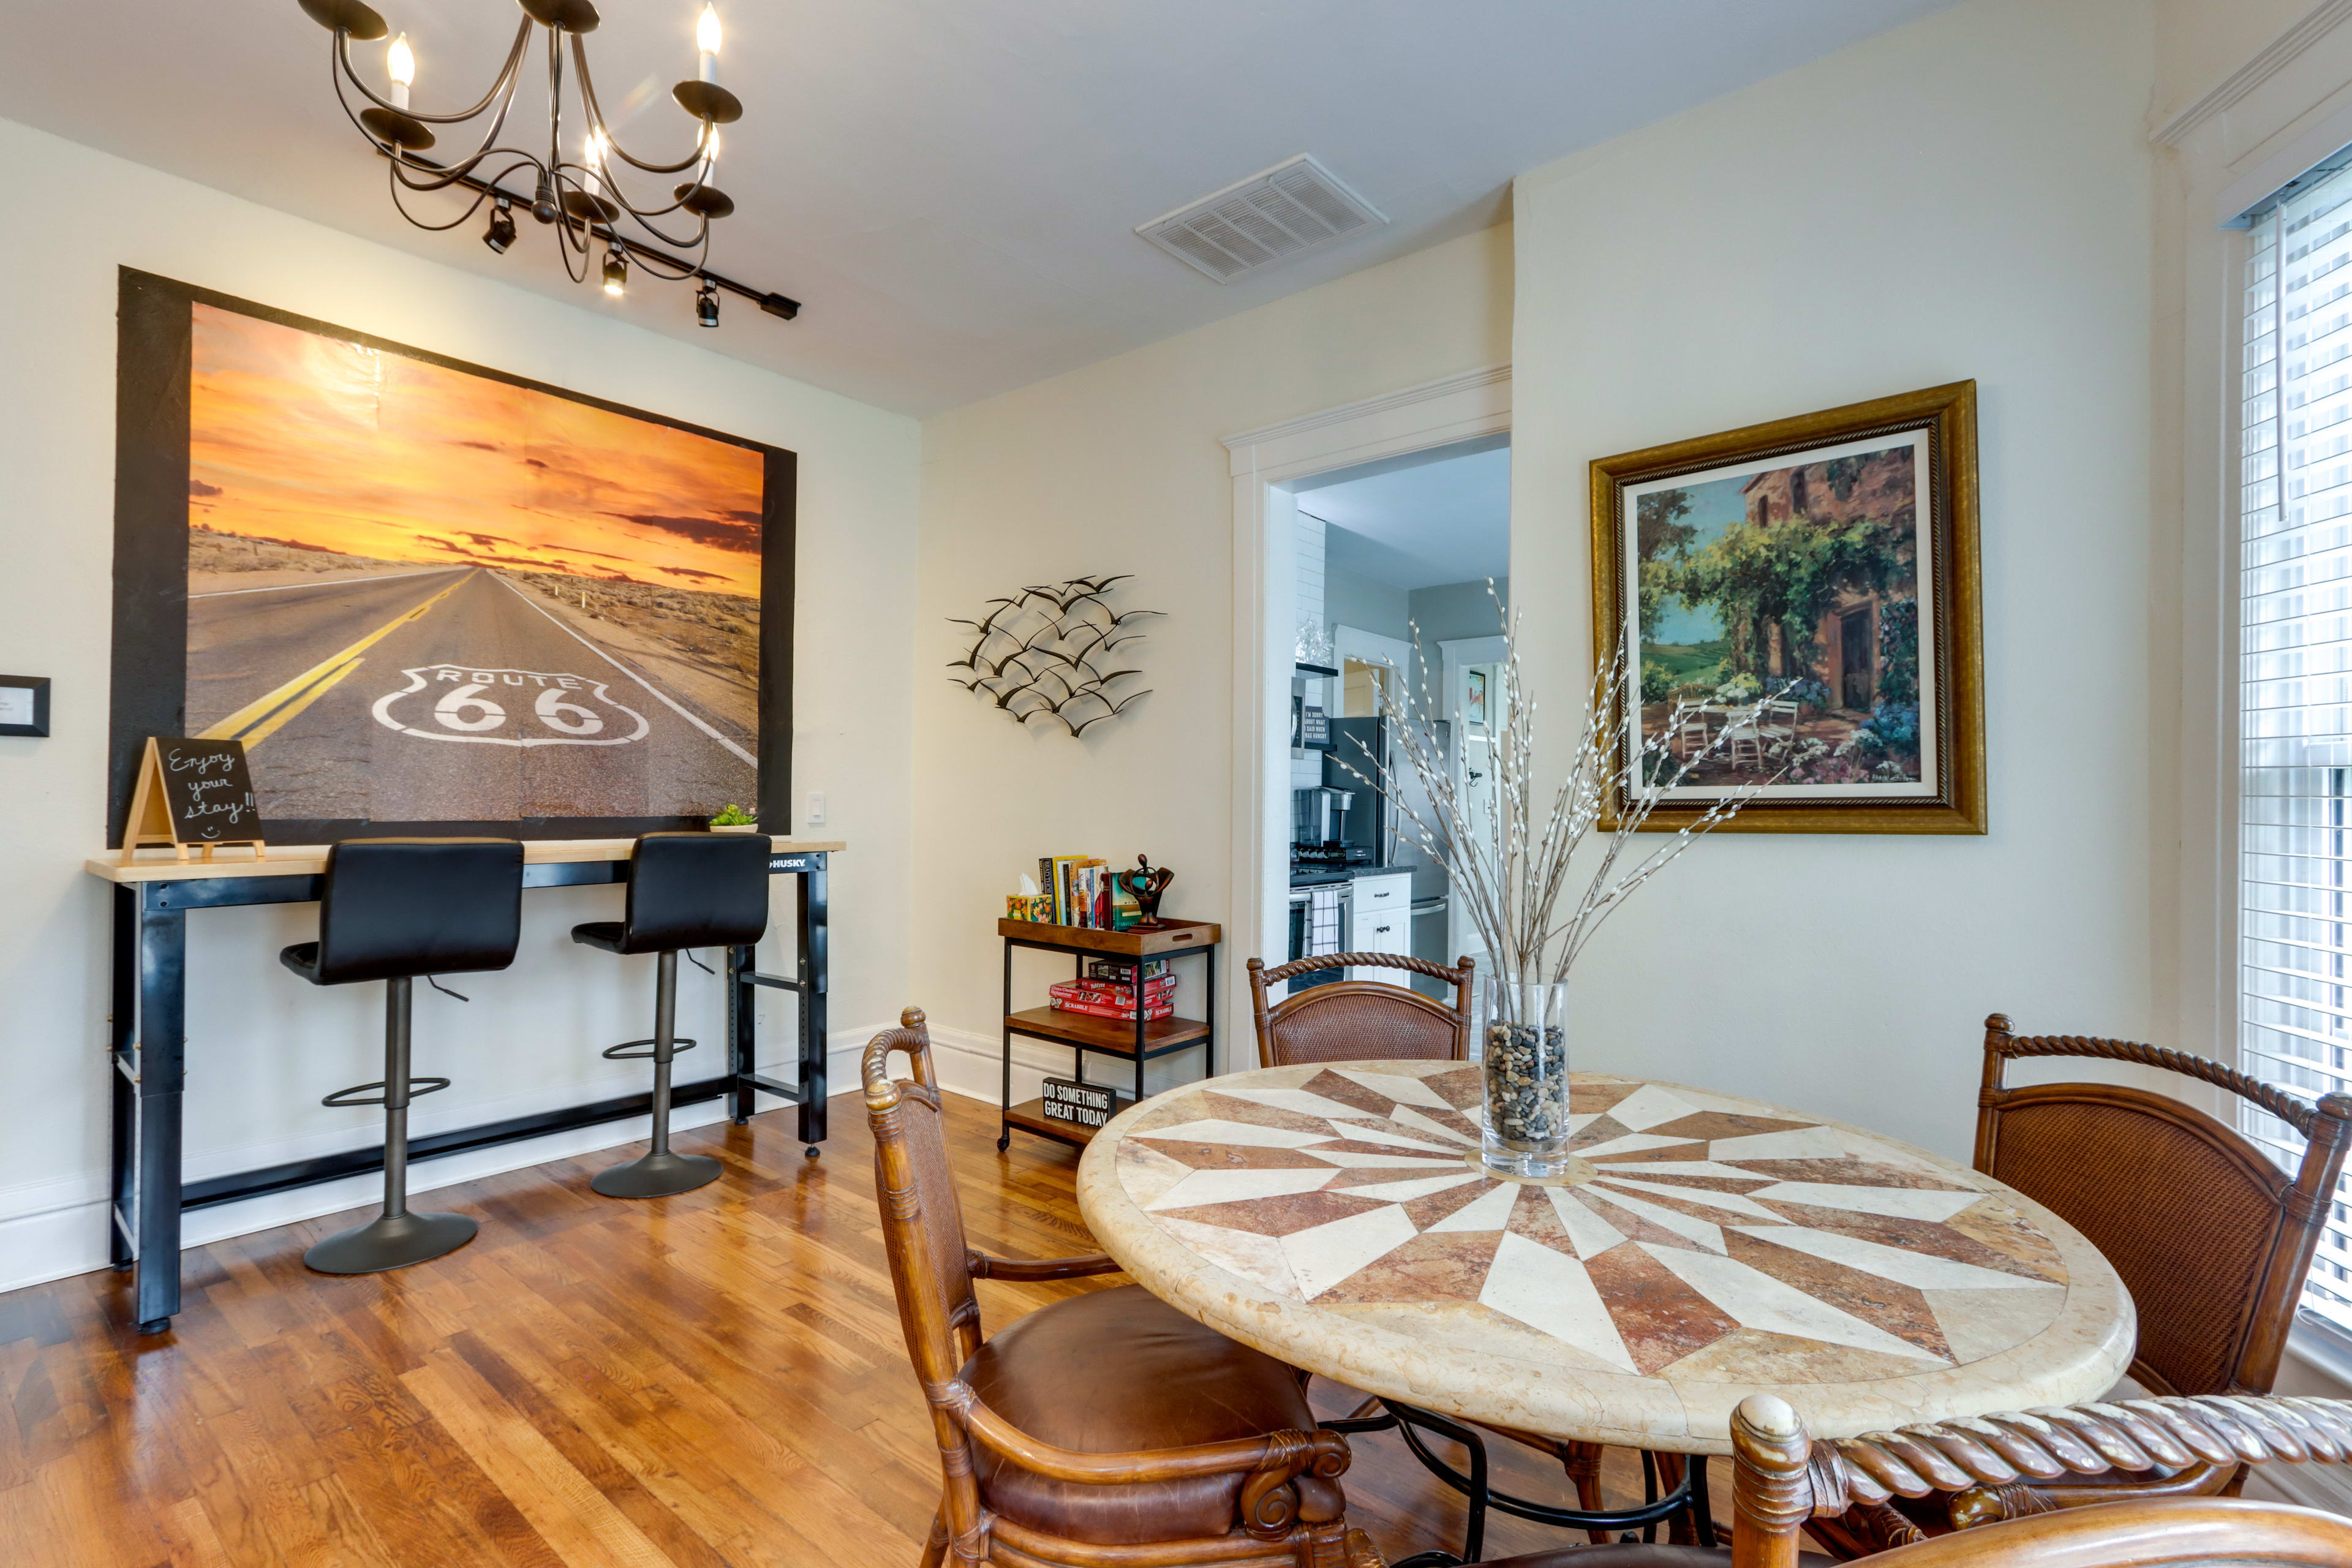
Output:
[{"xmin": 187, "ymin": 567, "xmax": 755, "ymax": 824}]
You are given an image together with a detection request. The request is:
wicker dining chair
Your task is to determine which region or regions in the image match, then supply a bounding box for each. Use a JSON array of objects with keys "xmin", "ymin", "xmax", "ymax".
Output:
[
  {"xmin": 862, "ymin": 1009, "xmax": 1369, "ymax": 1568},
  {"xmin": 1245, "ymin": 951, "xmax": 1476, "ymax": 1069},
  {"xmin": 1382, "ymin": 1393, "xmax": 2352, "ymax": 1568},
  {"xmin": 1811, "ymin": 1013, "xmax": 2352, "ymax": 1557}
]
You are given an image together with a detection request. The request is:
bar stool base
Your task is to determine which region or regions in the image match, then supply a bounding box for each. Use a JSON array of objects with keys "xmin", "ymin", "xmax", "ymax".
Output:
[
  {"xmin": 304, "ymin": 1210, "xmax": 478, "ymax": 1275},
  {"xmin": 592, "ymin": 1150, "xmax": 721, "ymax": 1199}
]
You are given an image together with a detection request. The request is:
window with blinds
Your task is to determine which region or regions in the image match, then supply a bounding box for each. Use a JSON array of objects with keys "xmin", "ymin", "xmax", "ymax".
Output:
[{"xmin": 2242, "ymin": 166, "xmax": 2352, "ymax": 1336}]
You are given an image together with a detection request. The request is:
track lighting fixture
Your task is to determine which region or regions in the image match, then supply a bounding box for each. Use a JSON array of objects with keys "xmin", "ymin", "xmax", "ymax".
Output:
[
  {"xmin": 695, "ymin": 281, "xmax": 719, "ymax": 327},
  {"xmin": 484, "ymin": 198, "xmax": 516, "ymax": 255},
  {"xmin": 602, "ymin": 246, "xmax": 629, "ymax": 297}
]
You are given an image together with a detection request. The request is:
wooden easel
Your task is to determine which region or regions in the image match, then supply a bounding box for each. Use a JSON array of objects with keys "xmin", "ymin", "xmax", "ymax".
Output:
[{"xmin": 121, "ymin": 737, "xmax": 266, "ymax": 865}]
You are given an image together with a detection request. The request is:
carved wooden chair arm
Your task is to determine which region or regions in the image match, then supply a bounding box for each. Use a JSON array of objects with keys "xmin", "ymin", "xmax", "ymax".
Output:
[
  {"xmin": 1814, "ymin": 1396, "xmax": 2352, "ymax": 1519},
  {"xmin": 963, "ymin": 1249, "xmax": 1123, "ymax": 1281},
  {"xmin": 1942, "ymin": 1458, "xmax": 2238, "ymax": 1531}
]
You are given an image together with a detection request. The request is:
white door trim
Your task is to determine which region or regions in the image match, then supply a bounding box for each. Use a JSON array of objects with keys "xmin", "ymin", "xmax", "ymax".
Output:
[{"xmin": 1223, "ymin": 365, "xmax": 1510, "ymax": 1065}]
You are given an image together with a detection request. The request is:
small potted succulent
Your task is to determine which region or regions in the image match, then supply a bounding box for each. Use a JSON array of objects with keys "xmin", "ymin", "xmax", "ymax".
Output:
[{"xmin": 707, "ymin": 804, "xmax": 760, "ymax": 833}]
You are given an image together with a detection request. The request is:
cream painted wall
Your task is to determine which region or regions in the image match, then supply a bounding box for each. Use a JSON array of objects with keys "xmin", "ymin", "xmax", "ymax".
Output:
[
  {"xmin": 914, "ymin": 224, "xmax": 1512, "ymax": 1095},
  {"xmin": 1507, "ymin": 0, "xmax": 2157, "ymax": 1163},
  {"xmin": 0, "ymin": 113, "xmax": 919, "ymax": 1289}
]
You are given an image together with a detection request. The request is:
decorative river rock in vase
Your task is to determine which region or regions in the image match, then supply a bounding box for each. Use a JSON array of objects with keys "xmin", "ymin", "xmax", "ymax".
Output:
[{"xmin": 1480, "ymin": 979, "xmax": 1574, "ymax": 1178}]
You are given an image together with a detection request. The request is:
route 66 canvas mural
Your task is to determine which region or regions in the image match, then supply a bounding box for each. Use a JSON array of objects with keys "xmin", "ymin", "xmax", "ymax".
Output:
[{"xmin": 109, "ymin": 271, "xmax": 794, "ymax": 844}]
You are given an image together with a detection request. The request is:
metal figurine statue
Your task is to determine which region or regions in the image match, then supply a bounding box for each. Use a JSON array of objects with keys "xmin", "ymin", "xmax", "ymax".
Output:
[{"xmin": 1117, "ymin": 855, "xmax": 1173, "ymax": 930}]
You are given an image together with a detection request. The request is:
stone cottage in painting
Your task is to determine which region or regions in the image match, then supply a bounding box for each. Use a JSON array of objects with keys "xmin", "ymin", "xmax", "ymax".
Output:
[{"xmin": 1740, "ymin": 448, "xmax": 1917, "ymax": 713}]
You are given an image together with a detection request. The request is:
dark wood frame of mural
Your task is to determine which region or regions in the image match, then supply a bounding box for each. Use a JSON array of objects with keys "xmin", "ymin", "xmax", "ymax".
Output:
[
  {"xmin": 1589, "ymin": 380, "xmax": 1984, "ymax": 835},
  {"xmin": 106, "ymin": 267, "xmax": 797, "ymax": 846}
]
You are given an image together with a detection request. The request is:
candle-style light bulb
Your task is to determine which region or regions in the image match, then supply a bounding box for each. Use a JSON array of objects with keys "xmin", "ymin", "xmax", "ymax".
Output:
[
  {"xmin": 703, "ymin": 125, "xmax": 721, "ymax": 164},
  {"xmin": 584, "ymin": 129, "xmax": 609, "ymax": 171},
  {"xmin": 696, "ymin": 5, "xmax": 722, "ymax": 83},
  {"xmin": 386, "ymin": 33, "xmax": 415, "ymax": 111}
]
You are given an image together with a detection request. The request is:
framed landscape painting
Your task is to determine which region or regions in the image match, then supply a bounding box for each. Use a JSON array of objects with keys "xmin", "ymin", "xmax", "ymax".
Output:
[
  {"xmin": 1589, "ymin": 382, "xmax": 1983, "ymax": 834},
  {"xmin": 108, "ymin": 269, "xmax": 796, "ymax": 845}
]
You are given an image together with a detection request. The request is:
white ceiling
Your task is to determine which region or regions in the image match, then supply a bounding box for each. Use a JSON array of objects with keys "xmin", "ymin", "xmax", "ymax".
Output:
[
  {"xmin": 1311, "ymin": 443, "xmax": 1510, "ymax": 592},
  {"xmin": 0, "ymin": 1, "xmax": 1952, "ymax": 415}
]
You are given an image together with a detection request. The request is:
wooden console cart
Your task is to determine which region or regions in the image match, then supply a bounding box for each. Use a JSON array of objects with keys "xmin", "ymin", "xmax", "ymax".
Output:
[{"xmin": 997, "ymin": 918, "xmax": 1220, "ymax": 1151}]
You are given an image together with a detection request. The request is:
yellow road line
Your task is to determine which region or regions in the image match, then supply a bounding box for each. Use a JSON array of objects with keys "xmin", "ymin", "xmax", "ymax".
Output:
[{"xmin": 200, "ymin": 575, "xmax": 470, "ymax": 746}]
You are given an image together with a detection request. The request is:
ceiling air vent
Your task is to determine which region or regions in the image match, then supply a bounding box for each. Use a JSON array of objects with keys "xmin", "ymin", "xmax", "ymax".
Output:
[{"xmin": 1136, "ymin": 155, "xmax": 1389, "ymax": 283}]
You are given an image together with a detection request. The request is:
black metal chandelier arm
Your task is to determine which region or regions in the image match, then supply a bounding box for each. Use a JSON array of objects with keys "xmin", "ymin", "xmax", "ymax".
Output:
[
  {"xmin": 570, "ymin": 32, "xmax": 712, "ymax": 176},
  {"xmin": 328, "ymin": 43, "xmax": 513, "ymax": 190},
  {"xmin": 330, "ymin": 18, "xmax": 532, "ymax": 126},
  {"xmin": 622, "ymin": 238, "xmax": 711, "ymax": 281},
  {"xmin": 384, "ymin": 159, "xmax": 499, "ymax": 232},
  {"xmin": 379, "ymin": 92, "xmax": 526, "ymax": 195},
  {"xmin": 559, "ymin": 153, "xmax": 710, "ymax": 236},
  {"xmin": 391, "ymin": 151, "xmax": 541, "ymax": 208}
]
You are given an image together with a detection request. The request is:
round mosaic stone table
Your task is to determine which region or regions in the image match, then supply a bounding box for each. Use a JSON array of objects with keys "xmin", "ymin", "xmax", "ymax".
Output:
[{"xmin": 1075, "ymin": 1060, "xmax": 2135, "ymax": 1455}]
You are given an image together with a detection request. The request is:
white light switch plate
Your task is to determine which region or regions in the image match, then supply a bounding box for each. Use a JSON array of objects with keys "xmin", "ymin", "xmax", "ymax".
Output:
[{"xmin": 805, "ymin": 790, "xmax": 826, "ymax": 826}]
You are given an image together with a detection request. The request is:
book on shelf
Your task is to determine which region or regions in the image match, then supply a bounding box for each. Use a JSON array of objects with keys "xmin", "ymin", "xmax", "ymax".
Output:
[
  {"xmin": 1085, "ymin": 956, "xmax": 1170, "ymax": 981},
  {"xmin": 1025, "ymin": 854, "xmax": 1145, "ymax": 929}
]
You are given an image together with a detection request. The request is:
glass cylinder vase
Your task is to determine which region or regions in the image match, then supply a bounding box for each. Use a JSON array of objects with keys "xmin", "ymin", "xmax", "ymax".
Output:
[{"xmin": 1479, "ymin": 978, "xmax": 1573, "ymax": 1178}]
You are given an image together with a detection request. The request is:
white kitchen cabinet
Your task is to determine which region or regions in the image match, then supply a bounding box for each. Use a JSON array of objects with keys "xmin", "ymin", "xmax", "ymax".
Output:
[{"xmin": 1346, "ymin": 872, "xmax": 1413, "ymax": 979}]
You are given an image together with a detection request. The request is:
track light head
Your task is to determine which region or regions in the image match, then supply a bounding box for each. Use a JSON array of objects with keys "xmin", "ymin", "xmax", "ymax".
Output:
[
  {"xmin": 695, "ymin": 281, "xmax": 720, "ymax": 327},
  {"xmin": 484, "ymin": 200, "xmax": 517, "ymax": 255},
  {"xmin": 601, "ymin": 246, "xmax": 629, "ymax": 297}
]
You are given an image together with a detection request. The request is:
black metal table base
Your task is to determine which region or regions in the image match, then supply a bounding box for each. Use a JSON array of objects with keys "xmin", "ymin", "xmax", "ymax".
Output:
[
  {"xmin": 108, "ymin": 848, "xmax": 831, "ymax": 1335},
  {"xmin": 1322, "ymin": 1400, "xmax": 1714, "ymax": 1566}
]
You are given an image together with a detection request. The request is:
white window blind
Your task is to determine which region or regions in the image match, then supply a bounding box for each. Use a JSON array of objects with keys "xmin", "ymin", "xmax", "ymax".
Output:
[{"xmin": 2242, "ymin": 165, "xmax": 2352, "ymax": 1335}]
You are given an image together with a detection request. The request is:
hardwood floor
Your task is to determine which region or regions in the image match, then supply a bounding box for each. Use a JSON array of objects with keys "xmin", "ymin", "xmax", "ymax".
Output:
[{"xmin": 0, "ymin": 1091, "xmax": 1717, "ymax": 1567}]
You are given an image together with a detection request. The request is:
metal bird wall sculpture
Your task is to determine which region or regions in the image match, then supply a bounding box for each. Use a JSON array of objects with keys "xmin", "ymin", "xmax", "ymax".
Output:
[{"xmin": 948, "ymin": 574, "xmax": 1162, "ymax": 736}]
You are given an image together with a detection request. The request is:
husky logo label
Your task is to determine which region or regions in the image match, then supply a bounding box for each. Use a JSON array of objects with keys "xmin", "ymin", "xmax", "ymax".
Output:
[{"xmin": 371, "ymin": 665, "xmax": 652, "ymax": 747}]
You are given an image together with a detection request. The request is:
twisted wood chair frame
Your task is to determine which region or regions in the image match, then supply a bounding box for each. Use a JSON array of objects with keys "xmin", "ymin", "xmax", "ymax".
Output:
[
  {"xmin": 1340, "ymin": 1395, "xmax": 2352, "ymax": 1568},
  {"xmin": 864, "ymin": 1009, "xmax": 1370, "ymax": 1568},
  {"xmin": 1815, "ymin": 1013, "xmax": 2352, "ymax": 1556},
  {"xmin": 1245, "ymin": 952, "xmax": 1477, "ymax": 1070}
]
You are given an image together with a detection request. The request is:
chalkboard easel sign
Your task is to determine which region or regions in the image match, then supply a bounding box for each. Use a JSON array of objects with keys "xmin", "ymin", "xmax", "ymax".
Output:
[{"xmin": 121, "ymin": 737, "xmax": 266, "ymax": 864}]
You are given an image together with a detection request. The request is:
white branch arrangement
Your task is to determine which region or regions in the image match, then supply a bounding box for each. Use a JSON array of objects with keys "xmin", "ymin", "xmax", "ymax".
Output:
[{"xmin": 1337, "ymin": 586, "xmax": 1782, "ymax": 1025}]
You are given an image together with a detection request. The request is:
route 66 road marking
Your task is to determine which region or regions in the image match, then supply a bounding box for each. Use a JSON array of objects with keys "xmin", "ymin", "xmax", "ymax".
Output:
[{"xmin": 371, "ymin": 665, "xmax": 652, "ymax": 747}]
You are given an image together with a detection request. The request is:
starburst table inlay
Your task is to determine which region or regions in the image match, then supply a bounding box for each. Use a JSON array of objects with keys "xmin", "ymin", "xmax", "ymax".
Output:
[{"xmin": 1076, "ymin": 1061, "xmax": 2134, "ymax": 1452}]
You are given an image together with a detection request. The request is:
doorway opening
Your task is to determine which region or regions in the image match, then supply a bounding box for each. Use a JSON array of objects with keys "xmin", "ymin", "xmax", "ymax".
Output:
[{"xmin": 1277, "ymin": 435, "xmax": 1509, "ymax": 1000}]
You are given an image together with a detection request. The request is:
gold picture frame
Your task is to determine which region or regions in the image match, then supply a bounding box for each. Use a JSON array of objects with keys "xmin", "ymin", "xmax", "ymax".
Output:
[{"xmin": 1590, "ymin": 380, "xmax": 1984, "ymax": 834}]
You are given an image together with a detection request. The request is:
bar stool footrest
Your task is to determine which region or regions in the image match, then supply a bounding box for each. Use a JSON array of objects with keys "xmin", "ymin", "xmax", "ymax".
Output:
[
  {"xmin": 601, "ymin": 1037, "xmax": 696, "ymax": 1061},
  {"xmin": 322, "ymin": 1076, "xmax": 451, "ymax": 1108}
]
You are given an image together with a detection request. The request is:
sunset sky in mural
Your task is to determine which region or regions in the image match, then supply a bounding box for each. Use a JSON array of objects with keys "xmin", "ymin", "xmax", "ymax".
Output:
[{"xmin": 187, "ymin": 304, "xmax": 764, "ymax": 596}]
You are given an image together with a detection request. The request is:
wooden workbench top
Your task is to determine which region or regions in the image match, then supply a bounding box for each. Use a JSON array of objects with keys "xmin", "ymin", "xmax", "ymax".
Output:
[{"xmin": 85, "ymin": 837, "xmax": 848, "ymax": 884}]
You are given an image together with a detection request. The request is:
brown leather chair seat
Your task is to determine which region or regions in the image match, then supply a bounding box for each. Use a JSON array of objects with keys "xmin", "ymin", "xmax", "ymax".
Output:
[{"xmin": 962, "ymin": 1284, "xmax": 1345, "ymax": 1544}]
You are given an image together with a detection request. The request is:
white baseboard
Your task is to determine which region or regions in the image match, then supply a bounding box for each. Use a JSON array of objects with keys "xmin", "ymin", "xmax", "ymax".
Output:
[{"xmin": 0, "ymin": 1029, "xmax": 881, "ymax": 1296}]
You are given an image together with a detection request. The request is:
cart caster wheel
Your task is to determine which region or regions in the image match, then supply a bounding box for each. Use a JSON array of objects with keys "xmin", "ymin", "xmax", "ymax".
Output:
[
  {"xmin": 111, "ymin": 1260, "xmax": 133, "ymax": 1273},
  {"xmin": 803, "ymin": 1145, "xmax": 820, "ymax": 1159},
  {"xmin": 997, "ymin": 1135, "xmax": 1011, "ymax": 1152}
]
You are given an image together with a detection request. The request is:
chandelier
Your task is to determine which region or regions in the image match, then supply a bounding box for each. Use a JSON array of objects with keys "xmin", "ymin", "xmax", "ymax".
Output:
[{"xmin": 297, "ymin": 0, "xmax": 797, "ymax": 327}]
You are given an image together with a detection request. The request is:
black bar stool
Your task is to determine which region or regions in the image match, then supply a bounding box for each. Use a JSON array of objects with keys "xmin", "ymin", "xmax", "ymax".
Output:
[
  {"xmin": 281, "ymin": 838, "xmax": 524, "ymax": 1275},
  {"xmin": 572, "ymin": 831, "xmax": 773, "ymax": 1198}
]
